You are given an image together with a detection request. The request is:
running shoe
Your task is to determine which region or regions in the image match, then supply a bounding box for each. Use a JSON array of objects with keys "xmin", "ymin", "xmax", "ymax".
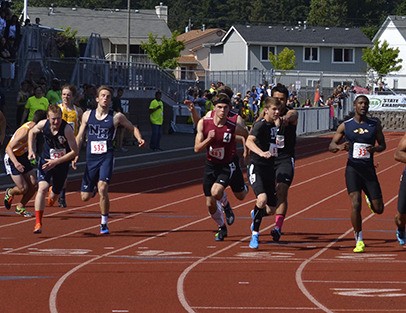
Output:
[
  {"xmin": 249, "ymin": 233, "xmax": 259, "ymax": 249},
  {"xmin": 215, "ymin": 225, "xmax": 227, "ymax": 241},
  {"xmin": 58, "ymin": 197, "xmax": 67, "ymax": 208},
  {"xmin": 223, "ymin": 202, "xmax": 235, "ymax": 225},
  {"xmin": 15, "ymin": 206, "xmax": 33, "ymax": 218},
  {"xmin": 365, "ymin": 195, "xmax": 374, "ymax": 214},
  {"xmin": 47, "ymin": 187, "xmax": 56, "ymax": 207},
  {"xmin": 100, "ymin": 224, "xmax": 110, "ymax": 235},
  {"xmin": 396, "ymin": 230, "xmax": 405, "ymax": 246},
  {"xmin": 270, "ymin": 227, "xmax": 282, "ymax": 242},
  {"xmin": 4, "ymin": 188, "xmax": 13, "ymax": 210},
  {"xmin": 353, "ymin": 240, "xmax": 365, "ymax": 253},
  {"xmin": 33, "ymin": 223, "xmax": 42, "ymax": 234}
]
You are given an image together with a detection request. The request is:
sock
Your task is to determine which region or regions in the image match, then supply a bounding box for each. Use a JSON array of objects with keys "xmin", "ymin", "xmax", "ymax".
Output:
[
  {"xmin": 354, "ymin": 231, "xmax": 363, "ymax": 242},
  {"xmin": 219, "ymin": 191, "xmax": 228, "ymax": 207},
  {"xmin": 252, "ymin": 206, "xmax": 264, "ymax": 232},
  {"xmin": 101, "ymin": 214, "xmax": 109, "ymax": 225},
  {"xmin": 60, "ymin": 188, "xmax": 66, "ymax": 199},
  {"xmin": 275, "ymin": 214, "xmax": 285, "ymax": 230},
  {"xmin": 211, "ymin": 204, "xmax": 225, "ymax": 226},
  {"xmin": 35, "ymin": 210, "xmax": 44, "ymax": 224}
]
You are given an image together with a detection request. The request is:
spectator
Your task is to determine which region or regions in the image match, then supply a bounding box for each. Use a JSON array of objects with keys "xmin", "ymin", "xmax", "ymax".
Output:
[
  {"xmin": 21, "ymin": 86, "xmax": 49, "ymax": 125},
  {"xmin": 16, "ymin": 80, "xmax": 33, "ymax": 127},
  {"xmin": 46, "ymin": 78, "xmax": 62, "ymax": 105},
  {"xmin": 4, "ymin": 14, "xmax": 21, "ymax": 48},
  {"xmin": 149, "ymin": 90, "xmax": 164, "ymax": 151},
  {"xmin": 302, "ymin": 99, "xmax": 312, "ymax": 108},
  {"xmin": 112, "ymin": 87, "xmax": 128, "ymax": 152}
]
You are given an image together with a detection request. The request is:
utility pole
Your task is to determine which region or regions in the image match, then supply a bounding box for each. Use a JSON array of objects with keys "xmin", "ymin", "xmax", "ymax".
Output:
[{"xmin": 126, "ymin": 0, "xmax": 131, "ymax": 64}]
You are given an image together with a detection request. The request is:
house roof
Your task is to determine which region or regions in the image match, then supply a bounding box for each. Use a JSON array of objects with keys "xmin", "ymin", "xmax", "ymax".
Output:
[
  {"xmin": 224, "ymin": 25, "xmax": 371, "ymax": 47},
  {"xmin": 27, "ymin": 6, "xmax": 172, "ymax": 43},
  {"xmin": 177, "ymin": 55, "xmax": 198, "ymax": 64},
  {"xmin": 373, "ymin": 15, "xmax": 406, "ymax": 42},
  {"xmin": 177, "ymin": 28, "xmax": 225, "ymax": 44}
]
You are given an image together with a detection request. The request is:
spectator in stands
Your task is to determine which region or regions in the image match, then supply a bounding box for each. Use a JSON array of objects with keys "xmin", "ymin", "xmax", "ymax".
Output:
[
  {"xmin": 4, "ymin": 14, "xmax": 21, "ymax": 48},
  {"xmin": 46, "ymin": 78, "xmax": 62, "ymax": 105},
  {"xmin": 79, "ymin": 84, "xmax": 97, "ymax": 111},
  {"xmin": 149, "ymin": 90, "xmax": 164, "ymax": 151},
  {"xmin": 0, "ymin": 110, "xmax": 5, "ymax": 150},
  {"xmin": 36, "ymin": 76, "xmax": 48, "ymax": 93},
  {"xmin": 35, "ymin": 17, "xmax": 41, "ymax": 26},
  {"xmin": 302, "ymin": 99, "xmax": 312, "ymax": 108},
  {"xmin": 21, "ymin": 86, "xmax": 49, "ymax": 125},
  {"xmin": 0, "ymin": 35, "xmax": 13, "ymax": 88},
  {"xmin": 0, "ymin": 11, "xmax": 6, "ymax": 37},
  {"xmin": 16, "ymin": 80, "xmax": 33, "ymax": 126}
]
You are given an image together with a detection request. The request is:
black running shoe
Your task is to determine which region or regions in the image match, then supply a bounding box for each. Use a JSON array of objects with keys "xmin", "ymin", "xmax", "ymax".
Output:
[
  {"xmin": 223, "ymin": 202, "xmax": 235, "ymax": 225},
  {"xmin": 215, "ymin": 225, "xmax": 228, "ymax": 241},
  {"xmin": 58, "ymin": 197, "xmax": 67, "ymax": 208}
]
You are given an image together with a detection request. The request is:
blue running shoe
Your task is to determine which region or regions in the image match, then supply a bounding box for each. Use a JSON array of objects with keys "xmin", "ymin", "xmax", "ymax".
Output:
[
  {"xmin": 100, "ymin": 224, "xmax": 110, "ymax": 235},
  {"xmin": 215, "ymin": 226, "xmax": 227, "ymax": 241},
  {"xmin": 396, "ymin": 230, "xmax": 405, "ymax": 246},
  {"xmin": 249, "ymin": 233, "xmax": 259, "ymax": 249},
  {"xmin": 270, "ymin": 227, "xmax": 281, "ymax": 242}
]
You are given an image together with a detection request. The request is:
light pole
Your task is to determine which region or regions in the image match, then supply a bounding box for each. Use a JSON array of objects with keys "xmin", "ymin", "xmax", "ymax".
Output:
[{"xmin": 126, "ymin": 0, "xmax": 131, "ymax": 64}]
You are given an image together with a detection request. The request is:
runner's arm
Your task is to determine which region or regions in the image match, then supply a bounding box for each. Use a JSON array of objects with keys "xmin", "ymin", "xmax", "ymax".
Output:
[{"xmin": 395, "ymin": 133, "xmax": 406, "ymax": 163}]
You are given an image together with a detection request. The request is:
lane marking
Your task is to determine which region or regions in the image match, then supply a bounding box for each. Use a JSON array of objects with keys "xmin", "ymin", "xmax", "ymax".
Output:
[{"xmin": 332, "ymin": 288, "xmax": 406, "ymax": 297}]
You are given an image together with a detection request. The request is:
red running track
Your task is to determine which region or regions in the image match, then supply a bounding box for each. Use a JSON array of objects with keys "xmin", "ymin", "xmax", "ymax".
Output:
[{"xmin": 0, "ymin": 132, "xmax": 405, "ymax": 313}]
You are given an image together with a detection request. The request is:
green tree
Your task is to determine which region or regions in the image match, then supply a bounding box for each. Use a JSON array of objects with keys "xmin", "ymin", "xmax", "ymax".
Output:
[
  {"xmin": 269, "ymin": 47, "xmax": 296, "ymax": 81},
  {"xmin": 307, "ymin": 0, "xmax": 347, "ymax": 26},
  {"xmin": 362, "ymin": 40, "xmax": 403, "ymax": 86},
  {"xmin": 141, "ymin": 32, "xmax": 185, "ymax": 69}
]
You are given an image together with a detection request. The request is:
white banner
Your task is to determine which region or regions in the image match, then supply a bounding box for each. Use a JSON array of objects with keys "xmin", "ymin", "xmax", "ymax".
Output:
[{"xmin": 364, "ymin": 94, "xmax": 406, "ymax": 111}]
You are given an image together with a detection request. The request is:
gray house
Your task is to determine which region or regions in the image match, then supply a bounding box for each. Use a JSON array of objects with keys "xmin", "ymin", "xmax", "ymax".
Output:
[
  {"xmin": 209, "ymin": 25, "xmax": 372, "ymax": 88},
  {"xmin": 26, "ymin": 5, "xmax": 172, "ymax": 62}
]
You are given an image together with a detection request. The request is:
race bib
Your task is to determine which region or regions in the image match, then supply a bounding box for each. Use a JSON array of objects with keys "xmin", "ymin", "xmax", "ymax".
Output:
[
  {"xmin": 269, "ymin": 143, "xmax": 278, "ymax": 157},
  {"xmin": 209, "ymin": 146, "xmax": 225, "ymax": 160},
  {"xmin": 50, "ymin": 148, "xmax": 66, "ymax": 160},
  {"xmin": 353, "ymin": 142, "xmax": 371, "ymax": 159},
  {"xmin": 91, "ymin": 140, "xmax": 107, "ymax": 154}
]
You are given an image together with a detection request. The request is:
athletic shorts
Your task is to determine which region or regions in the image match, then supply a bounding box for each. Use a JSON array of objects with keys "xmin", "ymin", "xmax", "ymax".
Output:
[
  {"xmin": 37, "ymin": 158, "xmax": 70, "ymax": 194},
  {"xmin": 398, "ymin": 169, "xmax": 406, "ymax": 215},
  {"xmin": 4, "ymin": 152, "xmax": 33, "ymax": 175},
  {"xmin": 203, "ymin": 156, "xmax": 245, "ymax": 197},
  {"xmin": 81, "ymin": 152, "xmax": 115, "ymax": 193},
  {"xmin": 274, "ymin": 156, "xmax": 295, "ymax": 186},
  {"xmin": 345, "ymin": 163, "xmax": 382, "ymax": 200},
  {"xmin": 248, "ymin": 163, "xmax": 277, "ymax": 207}
]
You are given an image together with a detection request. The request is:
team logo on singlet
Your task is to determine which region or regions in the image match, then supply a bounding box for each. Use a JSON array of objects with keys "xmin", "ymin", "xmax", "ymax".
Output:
[
  {"xmin": 89, "ymin": 124, "xmax": 110, "ymax": 139},
  {"xmin": 58, "ymin": 135, "xmax": 67, "ymax": 145},
  {"xmin": 353, "ymin": 128, "xmax": 369, "ymax": 134}
]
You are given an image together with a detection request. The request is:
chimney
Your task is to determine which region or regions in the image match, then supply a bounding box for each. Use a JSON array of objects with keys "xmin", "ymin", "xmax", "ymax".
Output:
[{"xmin": 155, "ymin": 2, "xmax": 168, "ymax": 23}]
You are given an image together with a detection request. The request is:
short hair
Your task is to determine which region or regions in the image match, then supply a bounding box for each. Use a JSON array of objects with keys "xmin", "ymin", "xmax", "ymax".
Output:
[
  {"xmin": 212, "ymin": 93, "xmax": 231, "ymax": 106},
  {"xmin": 354, "ymin": 95, "xmax": 369, "ymax": 104},
  {"xmin": 61, "ymin": 84, "xmax": 77, "ymax": 97},
  {"xmin": 97, "ymin": 85, "xmax": 113, "ymax": 97},
  {"xmin": 32, "ymin": 110, "xmax": 47, "ymax": 123},
  {"xmin": 48, "ymin": 104, "xmax": 62, "ymax": 116},
  {"xmin": 216, "ymin": 85, "xmax": 233, "ymax": 98},
  {"xmin": 271, "ymin": 83, "xmax": 289, "ymax": 100}
]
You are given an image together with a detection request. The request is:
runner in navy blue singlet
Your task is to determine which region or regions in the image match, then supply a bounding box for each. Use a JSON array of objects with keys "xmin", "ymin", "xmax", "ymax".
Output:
[
  {"xmin": 394, "ymin": 133, "xmax": 406, "ymax": 245},
  {"xmin": 329, "ymin": 95, "xmax": 386, "ymax": 253},
  {"xmin": 74, "ymin": 86, "xmax": 145, "ymax": 235}
]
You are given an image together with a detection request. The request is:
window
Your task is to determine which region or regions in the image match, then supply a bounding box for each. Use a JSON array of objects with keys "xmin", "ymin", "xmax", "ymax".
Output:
[
  {"xmin": 261, "ymin": 46, "xmax": 276, "ymax": 61},
  {"xmin": 304, "ymin": 47, "xmax": 319, "ymax": 62},
  {"xmin": 333, "ymin": 48, "xmax": 354, "ymax": 63},
  {"xmin": 306, "ymin": 79, "xmax": 319, "ymax": 87}
]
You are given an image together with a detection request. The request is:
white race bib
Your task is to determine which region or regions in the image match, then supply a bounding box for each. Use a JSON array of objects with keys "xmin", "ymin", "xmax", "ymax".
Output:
[
  {"xmin": 209, "ymin": 146, "xmax": 225, "ymax": 160},
  {"xmin": 49, "ymin": 148, "xmax": 66, "ymax": 160},
  {"xmin": 91, "ymin": 140, "xmax": 107, "ymax": 154},
  {"xmin": 353, "ymin": 142, "xmax": 371, "ymax": 159}
]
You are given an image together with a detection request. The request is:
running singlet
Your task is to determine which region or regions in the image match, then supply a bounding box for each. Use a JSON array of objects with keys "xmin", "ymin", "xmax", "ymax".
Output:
[
  {"xmin": 203, "ymin": 116, "xmax": 236, "ymax": 164},
  {"xmin": 277, "ymin": 107, "xmax": 297, "ymax": 159},
  {"xmin": 7, "ymin": 122, "xmax": 31, "ymax": 157},
  {"xmin": 42, "ymin": 119, "xmax": 71, "ymax": 160},
  {"xmin": 344, "ymin": 117, "xmax": 379, "ymax": 166},
  {"xmin": 250, "ymin": 118, "xmax": 277, "ymax": 166},
  {"xmin": 59, "ymin": 104, "xmax": 79, "ymax": 135},
  {"xmin": 86, "ymin": 109, "xmax": 115, "ymax": 156}
]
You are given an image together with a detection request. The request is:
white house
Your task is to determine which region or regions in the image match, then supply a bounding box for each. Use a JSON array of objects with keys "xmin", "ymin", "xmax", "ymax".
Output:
[{"xmin": 373, "ymin": 15, "xmax": 406, "ymax": 90}]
